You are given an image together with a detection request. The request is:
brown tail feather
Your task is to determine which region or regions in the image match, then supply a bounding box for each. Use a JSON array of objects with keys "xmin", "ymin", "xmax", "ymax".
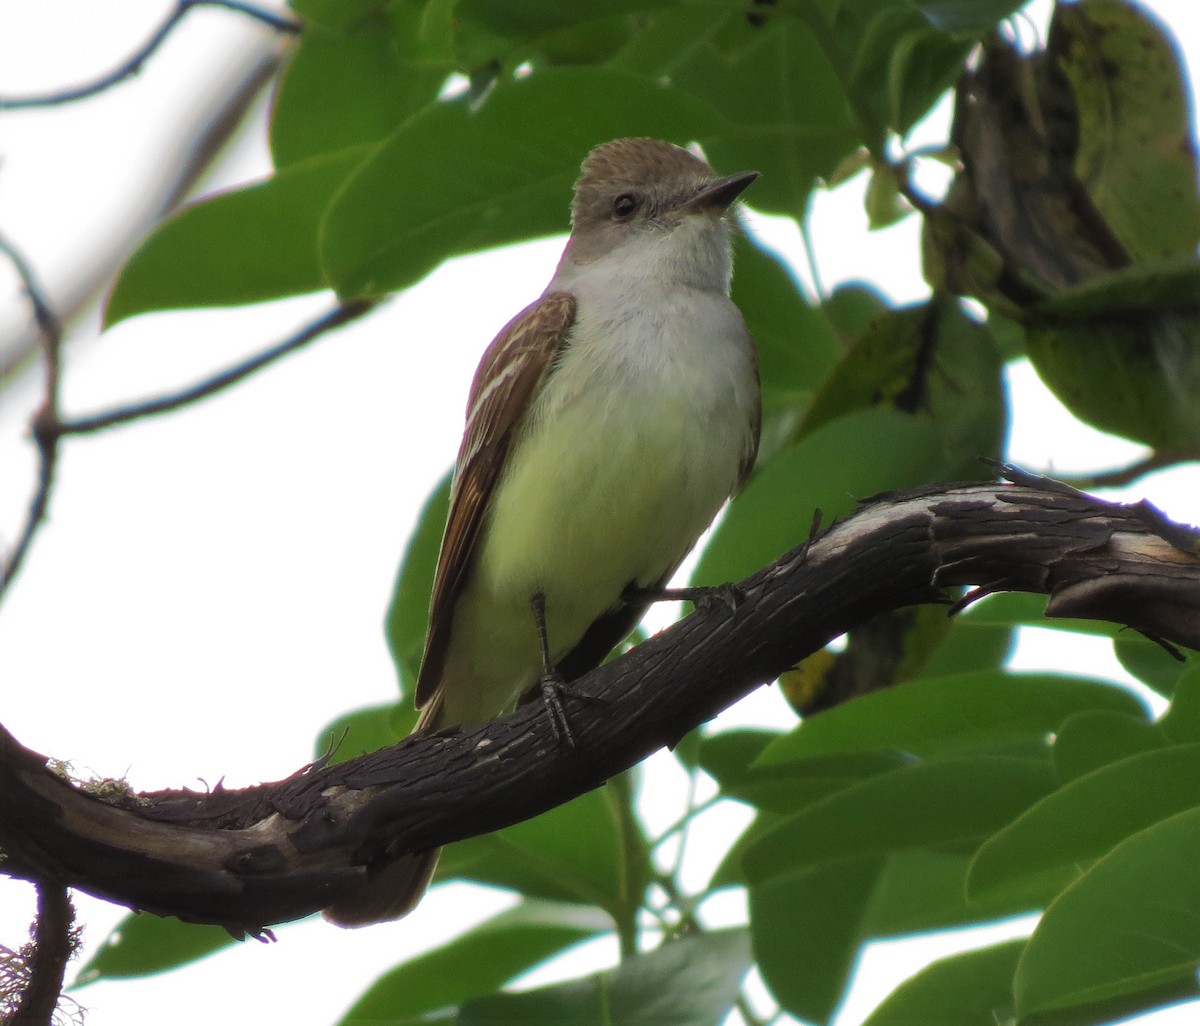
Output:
[
  {"xmin": 323, "ymin": 848, "xmax": 441, "ymax": 927},
  {"xmin": 322, "ymin": 698, "xmax": 446, "ymax": 927}
]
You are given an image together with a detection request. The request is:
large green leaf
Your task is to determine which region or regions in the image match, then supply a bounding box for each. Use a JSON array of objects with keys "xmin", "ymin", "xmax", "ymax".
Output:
[
  {"xmin": 1053, "ymin": 0, "xmax": 1200, "ymax": 263},
  {"xmin": 732, "ymin": 231, "xmax": 839, "ymax": 399},
  {"xmin": 751, "ymin": 857, "xmax": 884, "ymax": 1024},
  {"xmin": 968, "ymin": 743, "xmax": 1200, "ymax": 902},
  {"xmin": 1025, "ymin": 258, "xmax": 1200, "ymax": 450},
  {"xmin": 860, "ymin": 939, "xmax": 1024, "ymax": 1026},
  {"xmin": 867, "ymin": 847, "xmax": 1060, "ymax": 937},
  {"xmin": 755, "ymin": 671, "xmax": 1148, "ymax": 767},
  {"xmin": 105, "ymin": 147, "xmax": 367, "ymax": 325},
  {"xmin": 75, "ymin": 914, "xmax": 237, "ymax": 984},
  {"xmin": 319, "ymin": 67, "xmax": 720, "ymax": 298},
  {"xmin": 442, "ymin": 0, "xmax": 680, "ymax": 72},
  {"xmin": 667, "ymin": 15, "xmax": 862, "ymax": 216},
  {"xmin": 798, "ymin": 300, "xmax": 1005, "ymax": 479},
  {"xmin": 1113, "ymin": 633, "xmax": 1192, "ymax": 699},
  {"xmin": 1160, "ymin": 666, "xmax": 1200, "ymax": 743},
  {"xmin": 270, "ymin": 12, "xmax": 449, "ymax": 166},
  {"xmin": 337, "ymin": 900, "xmax": 610, "ymax": 1025},
  {"xmin": 1050, "ymin": 709, "xmax": 1166, "ymax": 783},
  {"xmin": 698, "ymin": 730, "xmax": 908, "ymax": 814},
  {"xmin": 458, "ymin": 929, "xmax": 752, "ymax": 1026},
  {"xmin": 1014, "ymin": 806, "xmax": 1200, "ymax": 1018},
  {"xmin": 742, "ymin": 755, "xmax": 1056, "ymax": 883},
  {"xmin": 290, "ymin": 0, "xmax": 387, "ymax": 31},
  {"xmin": 437, "ymin": 787, "xmax": 625, "ymax": 912},
  {"xmin": 694, "ymin": 407, "xmax": 944, "ymax": 586}
]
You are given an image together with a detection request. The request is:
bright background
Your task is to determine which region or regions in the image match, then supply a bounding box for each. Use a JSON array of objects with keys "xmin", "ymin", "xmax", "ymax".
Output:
[{"xmin": 1, "ymin": 2, "xmax": 1198, "ymax": 1023}]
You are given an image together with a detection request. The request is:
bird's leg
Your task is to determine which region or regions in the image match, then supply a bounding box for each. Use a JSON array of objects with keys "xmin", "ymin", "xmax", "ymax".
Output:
[
  {"xmin": 623, "ymin": 581, "xmax": 744, "ymax": 613},
  {"xmin": 530, "ymin": 592, "xmax": 576, "ymax": 748}
]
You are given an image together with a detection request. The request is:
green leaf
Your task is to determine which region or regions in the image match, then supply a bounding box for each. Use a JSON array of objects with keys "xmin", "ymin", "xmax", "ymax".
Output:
[
  {"xmin": 823, "ymin": 282, "xmax": 889, "ymax": 342},
  {"xmin": 459, "ymin": 929, "xmax": 752, "ymax": 1026},
  {"xmin": 743, "ymin": 756, "xmax": 1056, "ymax": 883},
  {"xmin": 667, "ymin": 16, "xmax": 862, "ymax": 215},
  {"xmin": 918, "ymin": 613, "xmax": 1014, "ymax": 678},
  {"xmin": 105, "ymin": 147, "xmax": 367, "ymax": 325},
  {"xmin": 863, "ymin": 163, "xmax": 909, "ymax": 228},
  {"xmin": 885, "ymin": 27, "xmax": 971, "ymax": 134},
  {"xmin": 319, "ymin": 67, "xmax": 720, "ymax": 298},
  {"xmin": 694, "ymin": 407, "xmax": 944, "ymax": 587},
  {"xmin": 1014, "ymin": 805, "xmax": 1200, "ymax": 1018},
  {"xmin": 708, "ymin": 745, "xmax": 910, "ymax": 815},
  {"xmin": 1051, "ymin": 709, "xmax": 1164, "ymax": 783},
  {"xmin": 969, "ymin": 743, "xmax": 1200, "ymax": 902},
  {"xmin": 694, "ymin": 728, "xmax": 780, "ymax": 786},
  {"xmin": 1026, "ymin": 260, "xmax": 1200, "ymax": 449},
  {"xmin": 270, "ymin": 13, "xmax": 450, "ymax": 166},
  {"xmin": 75, "ymin": 914, "xmax": 236, "ymax": 984},
  {"xmin": 799, "ymin": 300, "xmax": 1005, "ymax": 480},
  {"xmin": 290, "ymin": 0, "xmax": 387, "ymax": 31},
  {"xmin": 750, "ymin": 857, "xmax": 883, "ymax": 1024},
  {"xmin": 1053, "ymin": 0, "xmax": 1200, "ymax": 263},
  {"xmin": 1160, "ymin": 666, "xmax": 1200, "ymax": 742},
  {"xmin": 732, "ymin": 231, "xmax": 839, "ymax": 397},
  {"xmin": 337, "ymin": 900, "xmax": 610, "ymax": 1025},
  {"xmin": 868, "ymin": 848, "xmax": 1059, "ymax": 937},
  {"xmin": 860, "ymin": 939, "xmax": 1024, "ymax": 1026},
  {"xmin": 755, "ymin": 671, "xmax": 1148, "ymax": 767},
  {"xmin": 1114, "ymin": 633, "xmax": 1191, "ymax": 698},
  {"xmin": 438, "ymin": 788, "xmax": 624, "ymax": 911},
  {"xmin": 385, "ymin": 470, "xmax": 452, "ymax": 697},
  {"xmin": 313, "ymin": 702, "xmax": 411, "ymax": 765}
]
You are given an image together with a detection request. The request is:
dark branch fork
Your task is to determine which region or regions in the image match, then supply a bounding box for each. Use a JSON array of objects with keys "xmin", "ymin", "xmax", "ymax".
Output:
[{"xmin": 1, "ymin": 472, "xmax": 1198, "ymax": 935}]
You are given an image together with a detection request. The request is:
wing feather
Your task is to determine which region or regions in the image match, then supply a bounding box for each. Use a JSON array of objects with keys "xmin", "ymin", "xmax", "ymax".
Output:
[{"xmin": 414, "ymin": 292, "xmax": 577, "ymax": 712}]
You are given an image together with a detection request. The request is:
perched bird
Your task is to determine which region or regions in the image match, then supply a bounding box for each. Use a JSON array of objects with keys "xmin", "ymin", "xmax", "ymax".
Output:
[{"xmin": 327, "ymin": 137, "xmax": 760, "ymax": 926}]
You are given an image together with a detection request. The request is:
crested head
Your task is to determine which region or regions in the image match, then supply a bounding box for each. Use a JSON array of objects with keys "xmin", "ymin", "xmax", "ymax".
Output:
[
  {"xmin": 571, "ymin": 138, "xmax": 714, "ymax": 227},
  {"xmin": 561, "ymin": 138, "xmax": 758, "ymax": 275}
]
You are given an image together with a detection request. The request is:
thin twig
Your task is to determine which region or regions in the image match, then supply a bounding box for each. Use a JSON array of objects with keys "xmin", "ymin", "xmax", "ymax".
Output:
[
  {"xmin": 0, "ymin": 230, "xmax": 63, "ymax": 603},
  {"xmin": 1058, "ymin": 451, "xmax": 1196, "ymax": 491},
  {"xmin": 59, "ymin": 299, "xmax": 377, "ymax": 436},
  {"xmin": 0, "ymin": 0, "xmax": 300, "ymax": 110}
]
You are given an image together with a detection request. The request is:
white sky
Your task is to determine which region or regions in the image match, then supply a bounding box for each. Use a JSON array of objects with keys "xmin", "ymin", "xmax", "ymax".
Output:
[{"xmin": 0, "ymin": 2, "xmax": 1198, "ymax": 1025}]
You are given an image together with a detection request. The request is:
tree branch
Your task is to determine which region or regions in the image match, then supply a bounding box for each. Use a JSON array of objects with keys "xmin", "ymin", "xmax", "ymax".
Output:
[
  {"xmin": 0, "ymin": 231, "xmax": 63, "ymax": 600},
  {"xmin": 57, "ymin": 299, "xmax": 376, "ymax": 436},
  {"xmin": 8, "ymin": 886, "xmax": 75, "ymax": 1026},
  {"xmin": 1, "ymin": 300, "xmax": 375, "ymax": 606},
  {"xmin": 0, "ymin": 1, "xmax": 300, "ymax": 110},
  {"xmin": 0, "ymin": 474, "xmax": 1197, "ymax": 934}
]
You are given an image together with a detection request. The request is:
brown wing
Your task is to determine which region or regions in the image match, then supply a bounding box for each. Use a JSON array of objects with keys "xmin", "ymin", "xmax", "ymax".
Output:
[{"xmin": 414, "ymin": 291, "xmax": 577, "ymax": 711}]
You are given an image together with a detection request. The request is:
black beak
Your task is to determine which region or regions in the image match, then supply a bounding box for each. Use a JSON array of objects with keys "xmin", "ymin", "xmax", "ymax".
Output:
[{"xmin": 682, "ymin": 169, "xmax": 760, "ymax": 212}]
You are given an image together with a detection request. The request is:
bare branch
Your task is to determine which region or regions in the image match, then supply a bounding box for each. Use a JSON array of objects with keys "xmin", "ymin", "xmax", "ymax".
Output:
[
  {"xmin": 0, "ymin": 230, "xmax": 63, "ymax": 602},
  {"xmin": 1057, "ymin": 450, "xmax": 1200, "ymax": 491},
  {"xmin": 0, "ymin": 1, "xmax": 300, "ymax": 111},
  {"xmin": 1, "ymin": 299, "xmax": 375, "ymax": 605},
  {"xmin": 58, "ymin": 299, "xmax": 376, "ymax": 436},
  {"xmin": 0, "ymin": 475, "xmax": 1196, "ymax": 933},
  {"xmin": 6, "ymin": 886, "xmax": 76, "ymax": 1026}
]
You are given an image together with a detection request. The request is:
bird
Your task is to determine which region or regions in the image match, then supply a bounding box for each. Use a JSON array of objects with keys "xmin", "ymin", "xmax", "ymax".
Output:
[{"xmin": 326, "ymin": 136, "xmax": 760, "ymax": 926}]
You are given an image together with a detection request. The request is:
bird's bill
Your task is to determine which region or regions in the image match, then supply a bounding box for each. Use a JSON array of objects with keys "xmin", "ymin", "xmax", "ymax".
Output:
[{"xmin": 680, "ymin": 169, "xmax": 760, "ymax": 213}]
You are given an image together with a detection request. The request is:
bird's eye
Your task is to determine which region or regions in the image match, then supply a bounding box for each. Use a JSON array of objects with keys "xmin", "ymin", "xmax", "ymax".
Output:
[{"xmin": 612, "ymin": 193, "xmax": 640, "ymax": 218}]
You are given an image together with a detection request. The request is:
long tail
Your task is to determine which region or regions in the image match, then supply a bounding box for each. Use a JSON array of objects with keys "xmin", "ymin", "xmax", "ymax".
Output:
[
  {"xmin": 323, "ymin": 849, "xmax": 440, "ymax": 927},
  {"xmin": 322, "ymin": 698, "xmax": 446, "ymax": 927}
]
